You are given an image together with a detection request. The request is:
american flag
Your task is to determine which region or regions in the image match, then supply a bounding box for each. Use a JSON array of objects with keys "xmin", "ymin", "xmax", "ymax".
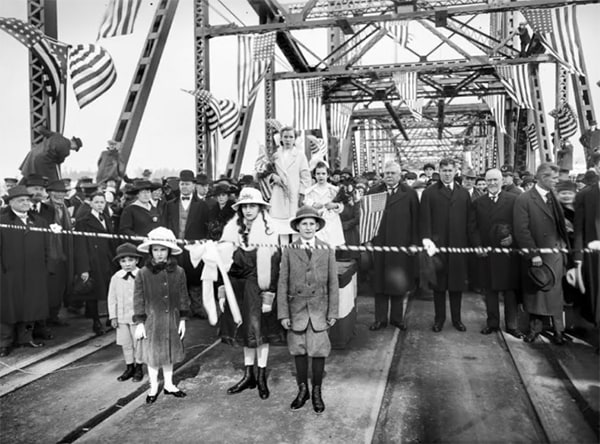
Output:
[
  {"xmin": 523, "ymin": 6, "xmax": 583, "ymax": 75},
  {"xmin": 46, "ymin": 39, "xmax": 70, "ymax": 133},
  {"xmin": 525, "ymin": 124, "xmax": 539, "ymax": 151},
  {"xmin": 97, "ymin": 0, "xmax": 142, "ymax": 40},
  {"xmin": 237, "ymin": 32, "xmax": 276, "ymax": 106},
  {"xmin": 496, "ymin": 65, "xmax": 534, "ymax": 109},
  {"xmin": 69, "ymin": 44, "xmax": 117, "ymax": 109},
  {"xmin": 306, "ymin": 135, "xmax": 328, "ymax": 168},
  {"xmin": 329, "ymin": 103, "xmax": 355, "ymax": 139},
  {"xmin": 0, "ymin": 17, "xmax": 64, "ymax": 99},
  {"xmin": 292, "ymin": 77, "xmax": 323, "ymax": 131},
  {"xmin": 182, "ymin": 89, "xmax": 240, "ymax": 138},
  {"xmin": 549, "ymin": 103, "xmax": 578, "ymax": 140},
  {"xmin": 217, "ymin": 98, "xmax": 241, "ymax": 139},
  {"xmin": 392, "ymin": 71, "xmax": 422, "ymax": 119},
  {"xmin": 381, "ymin": 20, "xmax": 410, "ymax": 46},
  {"xmin": 359, "ymin": 192, "xmax": 387, "ymax": 244},
  {"xmin": 481, "ymin": 95, "xmax": 506, "ymax": 134}
]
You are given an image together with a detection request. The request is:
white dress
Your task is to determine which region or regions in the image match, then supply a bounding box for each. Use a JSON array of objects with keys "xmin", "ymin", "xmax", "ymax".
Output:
[{"xmin": 303, "ymin": 183, "xmax": 345, "ymax": 247}]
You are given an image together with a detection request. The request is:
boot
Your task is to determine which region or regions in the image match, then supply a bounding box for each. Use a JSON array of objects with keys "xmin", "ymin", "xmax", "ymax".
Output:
[
  {"xmin": 290, "ymin": 383, "xmax": 310, "ymax": 410},
  {"xmin": 92, "ymin": 319, "xmax": 105, "ymax": 336},
  {"xmin": 132, "ymin": 363, "xmax": 144, "ymax": 382},
  {"xmin": 117, "ymin": 364, "xmax": 135, "ymax": 382},
  {"xmin": 227, "ymin": 365, "xmax": 256, "ymax": 394},
  {"xmin": 312, "ymin": 385, "xmax": 325, "ymax": 413},
  {"xmin": 257, "ymin": 367, "xmax": 269, "ymax": 399}
]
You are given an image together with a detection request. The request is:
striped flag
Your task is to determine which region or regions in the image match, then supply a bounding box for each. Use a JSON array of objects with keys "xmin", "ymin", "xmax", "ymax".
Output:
[
  {"xmin": 381, "ymin": 20, "xmax": 410, "ymax": 46},
  {"xmin": 182, "ymin": 89, "xmax": 240, "ymax": 138},
  {"xmin": 46, "ymin": 39, "xmax": 69, "ymax": 133},
  {"xmin": 523, "ymin": 6, "xmax": 583, "ymax": 75},
  {"xmin": 481, "ymin": 95, "xmax": 506, "ymax": 134},
  {"xmin": 292, "ymin": 77, "xmax": 323, "ymax": 130},
  {"xmin": 549, "ymin": 103, "xmax": 578, "ymax": 140},
  {"xmin": 69, "ymin": 44, "xmax": 117, "ymax": 108},
  {"xmin": 237, "ymin": 35, "xmax": 253, "ymax": 106},
  {"xmin": 217, "ymin": 98, "xmax": 240, "ymax": 139},
  {"xmin": 525, "ymin": 124, "xmax": 539, "ymax": 151},
  {"xmin": 238, "ymin": 32, "xmax": 276, "ymax": 106},
  {"xmin": 0, "ymin": 17, "xmax": 64, "ymax": 98},
  {"xmin": 496, "ymin": 65, "xmax": 534, "ymax": 109},
  {"xmin": 307, "ymin": 135, "xmax": 328, "ymax": 169},
  {"xmin": 359, "ymin": 192, "xmax": 387, "ymax": 244},
  {"xmin": 97, "ymin": 0, "xmax": 142, "ymax": 40},
  {"xmin": 330, "ymin": 103, "xmax": 355, "ymax": 139},
  {"xmin": 392, "ymin": 71, "xmax": 417, "ymax": 102}
]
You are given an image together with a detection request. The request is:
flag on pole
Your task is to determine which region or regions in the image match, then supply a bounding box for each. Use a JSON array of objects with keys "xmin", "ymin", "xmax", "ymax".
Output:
[
  {"xmin": 0, "ymin": 17, "xmax": 64, "ymax": 98},
  {"xmin": 523, "ymin": 6, "xmax": 583, "ymax": 75},
  {"xmin": 237, "ymin": 32, "xmax": 276, "ymax": 106},
  {"xmin": 182, "ymin": 89, "xmax": 240, "ymax": 138},
  {"xmin": 329, "ymin": 103, "xmax": 355, "ymax": 139},
  {"xmin": 217, "ymin": 98, "xmax": 241, "ymax": 139},
  {"xmin": 237, "ymin": 35, "xmax": 253, "ymax": 106},
  {"xmin": 45, "ymin": 39, "xmax": 70, "ymax": 133},
  {"xmin": 359, "ymin": 192, "xmax": 387, "ymax": 244},
  {"xmin": 496, "ymin": 65, "xmax": 534, "ymax": 109},
  {"xmin": 481, "ymin": 95, "xmax": 506, "ymax": 134},
  {"xmin": 381, "ymin": 20, "xmax": 410, "ymax": 46},
  {"xmin": 292, "ymin": 77, "xmax": 323, "ymax": 130},
  {"xmin": 525, "ymin": 124, "xmax": 539, "ymax": 151},
  {"xmin": 69, "ymin": 44, "xmax": 117, "ymax": 108},
  {"xmin": 97, "ymin": 0, "xmax": 142, "ymax": 40},
  {"xmin": 392, "ymin": 71, "xmax": 422, "ymax": 119},
  {"xmin": 549, "ymin": 103, "xmax": 578, "ymax": 139},
  {"xmin": 306, "ymin": 135, "xmax": 328, "ymax": 168}
]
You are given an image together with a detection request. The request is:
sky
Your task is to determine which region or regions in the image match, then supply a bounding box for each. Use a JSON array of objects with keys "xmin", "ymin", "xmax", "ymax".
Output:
[{"xmin": 1, "ymin": 0, "xmax": 599, "ymax": 180}]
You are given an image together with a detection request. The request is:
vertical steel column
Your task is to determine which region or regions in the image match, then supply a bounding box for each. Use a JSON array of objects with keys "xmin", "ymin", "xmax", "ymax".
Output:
[
  {"xmin": 529, "ymin": 64, "xmax": 552, "ymax": 163},
  {"xmin": 264, "ymin": 57, "xmax": 276, "ymax": 155},
  {"xmin": 194, "ymin": 0, "xmax": 210, "ymax": 176}
]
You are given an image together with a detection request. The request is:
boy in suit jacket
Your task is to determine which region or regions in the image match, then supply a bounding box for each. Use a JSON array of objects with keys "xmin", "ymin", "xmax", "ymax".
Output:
[{"xmin": 278, "ymin": 206, "xmax": 339, "ymax": 414}]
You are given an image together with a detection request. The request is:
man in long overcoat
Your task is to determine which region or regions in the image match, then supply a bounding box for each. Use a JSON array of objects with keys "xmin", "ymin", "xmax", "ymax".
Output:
[
  {"xmin": 0, "ymin": 186, "xmax": 50, "ymax": 356},
  {"xmin": 369, "ymin": 161, "xmax": 419, "ymax": 331},
  {"xmin": 514, "ymin": 163, "xmax": 570, "ymax": 345},
  {"xmin": 470, "ymin": 169, "xmax": 523, "ymax": 338},
  {"xmin": 165, "ymin": 170, "xmax": 210, "ymax": 318},
  {"xmin": 420, "ymin": 158, "xmax": 472, "ymax": 332}
]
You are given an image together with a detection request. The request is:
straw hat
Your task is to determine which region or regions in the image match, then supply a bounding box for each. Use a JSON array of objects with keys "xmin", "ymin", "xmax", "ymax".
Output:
[
  {"xmin": 137, "ymin": 227, "xmax": 183, "ymax": 255},
  {"xmin": 232, "ymin": 187, "xmax": 270, "ymax": 210}
]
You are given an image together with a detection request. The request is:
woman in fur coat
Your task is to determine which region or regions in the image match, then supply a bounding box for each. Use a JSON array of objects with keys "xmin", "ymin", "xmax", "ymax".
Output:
[{"xmin": 219, "ymin": 187, "xmax": 282, "ymax": 400}]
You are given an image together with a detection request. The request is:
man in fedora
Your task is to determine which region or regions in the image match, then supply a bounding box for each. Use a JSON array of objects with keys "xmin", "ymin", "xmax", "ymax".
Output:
[
  {"xmin": 165, "ymin": 170, "xmax": 210, "ymax": 318},
  {"xmin": 501, "ymin": 165, "xmax": 522, "ymax": 195},
  {"xmin": 462, "ymin": 167, "xmax": 483, "ymax": 201},
  {"xmin": 20, "ymin": 127, "xmax": 83, "ymax": 182},
  {"xmin": 0, "ymin": 186, "xmax": 51, "ymax": 356},
  {"xmin": 514, "ymin": 163, "xmax": 570, "ymax": 345}
]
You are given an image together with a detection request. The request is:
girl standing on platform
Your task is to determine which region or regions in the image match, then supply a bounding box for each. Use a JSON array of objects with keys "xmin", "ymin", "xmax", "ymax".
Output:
[
  {"xmin": 278, "ymin": 206, "xmax": 339, "ymax": 413},
  {"xmin": 133, "ymin": 227, "xmax": 190, "ymax": 404},
  {"xmin": 219, "ymin": 187, "xmax": 282, "ymax": 400}
]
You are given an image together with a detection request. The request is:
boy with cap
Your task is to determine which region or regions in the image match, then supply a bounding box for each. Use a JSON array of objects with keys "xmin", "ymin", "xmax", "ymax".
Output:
[{"xmin": 277, "ymin": 206, "xmax": 339, "ymax": 413}]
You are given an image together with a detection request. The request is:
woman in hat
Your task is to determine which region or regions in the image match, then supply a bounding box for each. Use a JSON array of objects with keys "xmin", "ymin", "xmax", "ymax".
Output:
[
  {"xmin": 74, "ymin": 192, "xmax": 117, "ymax": 335},
  {"xmin": 134, "ymin": 227, "xmax": 190, "ymax": 403},
  {"xmin": 119, "ymin": 180, "xmax": 162, "ymax": 238},
  {"xmin": 219, "ymin": 187, "xmax": 282, "ymax": 400}
]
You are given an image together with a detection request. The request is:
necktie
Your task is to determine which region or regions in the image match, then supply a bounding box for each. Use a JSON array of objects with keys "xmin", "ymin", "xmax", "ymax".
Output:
[
  {"xmin": 446, "ymin": 185, "xmax": 452, "ymax": 193},
  {"xmin": 98, "ymin": 214, "xmax": 104, "ymax": 223},
  {"xmin": 490, "ymin": 193, "xmax": 497, "ymax": 203},
  {"xmin": 305, "ymin": 243, "xmax": 312, "ymax": 260},
  {"xmin": 123, "ymin": 272, "xmax": 135, "ymax": 280}
]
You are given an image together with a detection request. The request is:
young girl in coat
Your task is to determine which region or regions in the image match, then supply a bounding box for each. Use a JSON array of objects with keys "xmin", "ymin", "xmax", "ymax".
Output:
[
  {"xmin": 277, "ymin": 206, "xmax": 339, "ymax": 413},
  {"xmin": 219, "ymin": 187, "xmax": 282, "ymax": 400},
  {"xmin": 133, "ymin": 227, "xmax": 190, "ymax": 404}
]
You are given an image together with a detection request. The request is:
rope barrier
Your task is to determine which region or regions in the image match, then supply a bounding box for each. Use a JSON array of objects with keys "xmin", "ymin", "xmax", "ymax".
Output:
[{"xmin": 1, "ymin": 223, "xmax": 598, "ymax": 255}]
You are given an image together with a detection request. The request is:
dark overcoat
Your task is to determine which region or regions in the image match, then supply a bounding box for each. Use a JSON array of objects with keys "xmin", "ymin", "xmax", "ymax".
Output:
[
  {"xmin": 118, "ymin": 201, "xmax": 161, "ymax": 237},
  {"xmin": 574, "ymin": 184, "xmax": 600, "ymax": 325},
  {"xmin": 469, "ymin": 191, "xmax": 520, "ymax": 291},
  {"xmin": 338, "ymin": 201, "xmax": 360, "ymax": 260},
  {"xmin": 20, "ymin": 133, "xmax": 71, "ymax": 181},
  {"xmin": 165, "ymin": 196, "xmax": 210, "ymax": 285},
  {"xmin": 0, "ymin": 210, "xmax": 50, "ymax": 323},
  {"xmin": 133, "ymin": 259, "xmax": 190, "ymax": 368},
  {"xmin": 73, "ymin": 212, "xmax": 116, "ymax": 301},
  {"xmin": 370, "ymin": 182, "xmax": 420, "ymax": 295},
  {"xmin": 513, "ymin": 187, "xmax": 569, "ymax": 316},
  {"xmin": 419, "ymin": 181, "xmax": 472, "ymax": 292},
  {"xmin": 277, "ymin": 238, "xmax": 339, "ymax": 332}
]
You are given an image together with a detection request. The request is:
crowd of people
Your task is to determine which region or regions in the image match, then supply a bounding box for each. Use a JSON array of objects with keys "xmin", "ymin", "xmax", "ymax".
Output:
[{"xmin": 0, "ymin": 127, "xmax": 599, "ymax": 412}]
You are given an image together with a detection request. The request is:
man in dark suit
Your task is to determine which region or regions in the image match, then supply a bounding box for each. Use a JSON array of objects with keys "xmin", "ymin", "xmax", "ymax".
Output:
[
  {"xmin": 501, "ymin": 165, "xmax": 523, "ymax": 195},
  {"xmin": 470, "ymin": 169, "xmax": 524, "ymax": 338},
  {"xmin": 368, "ymin": 161, "xmax": 420, "ymax": 331},
  {"xmin": 462, "ymin": 167, "xmax": 484, "ymax": 201},
  {"xmin": 420, "ymin": 158, "xmax": 472, "ymax": 332},
  {"xmin": 514, "ymin": 163, "xmax": 570, "ymax": 345},
  {"xmin": 165, "ymin": 170, "xmax": 210, "ymax": 318},
  {"xmin": 573, "ymin": 152, "xmax": 600, "ymax": 328}
]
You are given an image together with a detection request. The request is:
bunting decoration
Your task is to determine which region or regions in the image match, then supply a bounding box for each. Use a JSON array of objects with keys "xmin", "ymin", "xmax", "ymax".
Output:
[
  {"xmin": 97, "ymin": 0, "xmax": 142, "ymax": 40},
  {"xmin": 481, "ymin": 95, "xmax": 506, "ymax": 134},
  {"xmin": 496, "ymin": 65, "xmax": 534, "ymax": 109},
  {"xmin": 525, "ymin": 124, "xmax": 539, "ymax": 151},
  {"xmin": 292, "ymin": 77, "xmax": 323, "ymax": 131},
  {"xmin": 69, "ymin": 44, "xmax": 117, "ymax": 108}
]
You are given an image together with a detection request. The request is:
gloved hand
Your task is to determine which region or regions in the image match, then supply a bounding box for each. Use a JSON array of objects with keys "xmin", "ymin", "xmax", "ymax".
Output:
[
  {"xmin": 422, "ymin": 238, "xmax": 438, "ymax": 257},
  {"xmin": 134, "ymin": 323, "xmax": 146, "ymax": 340},
  {"xmin": 178, "ymin": 320, "xmax": 186, "ymax": 340}
]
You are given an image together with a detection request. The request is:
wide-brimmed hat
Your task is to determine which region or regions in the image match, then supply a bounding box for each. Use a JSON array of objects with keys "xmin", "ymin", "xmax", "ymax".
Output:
[
  {"xmin": 500, "ymin": 164, "xmax": 514, "ymax": 176},
  {"xmin": 132, "ymin": 179, "xmax": 153, "ymax": 192},
  {"xmin": 3, "ymin": 177, "xmax": 18, "ymax": 185},
  {"xmin": 290, "ymin": 205, "xmax": 325, "ymax": 232},
  {"xmin": 113, "ymin": 242, "xmax": 143, "ymax": 262},
  {"xmin": 5, "ymin": 185, "xmax": 33, "ymax": 202},
  {"xmin": 555, "ymin": 180, "xmax": 576, "ymax": 193},
  {"xmin": 46, "ymin": 180, "xmax": 68, "ymax": 192},
  {"xmin": 179, "ymin": 169, "xmax": 196, "ymax": 183},
  {"xmin": 138, "ymin": 227, "xmax": 182, "ymax": 255},
  {"xmin": 71, "ymin": 137, "xmax": 83, "ymax": 152},
  {"xmin": 24, "ymin": 174, "xmax": 46, "ymax": 187},
  {"xmin": 196, "ymin": 173, "xmax": 209, "ymax": 186},
  {"xmin": 212, "ymin": 183, "xmax": 231, "ymax": 196},
  {"xmin": 528, "ymin": 263, "xmax": 555, "ymax": 292},
  {"xmin": 462, "ymin": 167, "xmax": 477, "ymax": 178},
  {"xmin": 232, "ymin": 187, "xmax": 270, "ymax": 210}
]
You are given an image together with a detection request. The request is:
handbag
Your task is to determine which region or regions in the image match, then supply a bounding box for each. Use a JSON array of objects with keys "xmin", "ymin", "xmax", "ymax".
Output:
[{"xmin": 72, "ymin": 275, "xmax": 94, "ymax": 296}]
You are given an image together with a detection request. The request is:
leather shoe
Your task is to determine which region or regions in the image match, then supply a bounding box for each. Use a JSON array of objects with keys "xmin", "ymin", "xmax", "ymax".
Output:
[
  {"xmin": 163, "ymin": 388, "xmax": 186, "ymax": 398},
  {"xmin": 390, "ymin": 321, "xmax": 407, "ymax": 331},
  {"xmin": 552, "ymin": 332, "xmax": 566, "ymax": 346},
  {"xmin": 432, "ymin": 323, "xmax": 443, "ymax": 333},
  {"xmin": 505, "ymin": 328, "xmax": 525, "ymax": 339},
  {"xmin": 18, "ymin": 340, "xmax": 44, "ymax": 348},
  {"xmin": 290, "ymin": 383, "xmax": 310, "ymax": 410},
  {"xmin": 369, "ymin": 321, "xmax": 387, "ymax": 331},
  {"xmin": 0, "ymin": 347, "xmax": 10, "ymax": 357},
  {"xmin": 93, "ymin": 320, "xmax": 105, "ymax": 336},
  {"xmin": 524, "ymin": 331, "xmax": 539, "ymax": 343},
  {"xmin": 480, "ymin": 326, "xmax": 499, "ymax": 335},
  {"xmin": 452, "ymin": 321, "xmax": 467, "ymax": 332},
  {"xmin": 146, "ymin": 393, "xmax": 158, "ymax": 404},
  {"xmin": 312, "ymin": 385, "xmax": 325, "ymax": 413}
]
